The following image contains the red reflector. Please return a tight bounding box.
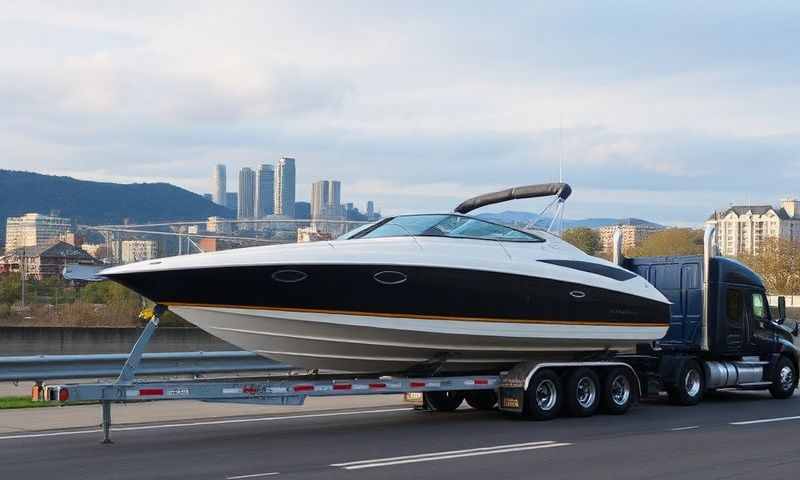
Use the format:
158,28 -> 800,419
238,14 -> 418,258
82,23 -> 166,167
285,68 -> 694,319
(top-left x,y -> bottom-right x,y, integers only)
410,382 -> 426,388
58,388 -> 69,402
369,383 -> 386,389
294,385 -> 314,392
333,384 -> 352,390
243,386 -> 257,395
139,388 -> 164,396
474,379 -> 489,385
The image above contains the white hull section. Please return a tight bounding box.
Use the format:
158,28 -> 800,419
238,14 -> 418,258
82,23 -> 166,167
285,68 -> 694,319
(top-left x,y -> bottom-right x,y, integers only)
172,306 -> 668,373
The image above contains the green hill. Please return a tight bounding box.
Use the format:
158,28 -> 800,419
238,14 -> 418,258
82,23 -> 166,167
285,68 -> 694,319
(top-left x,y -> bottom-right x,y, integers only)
0,170 -> 233,246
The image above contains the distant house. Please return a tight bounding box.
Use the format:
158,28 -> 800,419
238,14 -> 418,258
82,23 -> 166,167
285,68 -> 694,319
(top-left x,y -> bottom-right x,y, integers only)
597,220 -> 664,253
706,199 -> 800,256
0,241 -> 101,280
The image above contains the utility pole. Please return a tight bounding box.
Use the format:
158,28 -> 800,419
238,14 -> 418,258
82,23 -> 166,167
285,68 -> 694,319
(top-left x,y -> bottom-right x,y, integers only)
20,246 -> 25,307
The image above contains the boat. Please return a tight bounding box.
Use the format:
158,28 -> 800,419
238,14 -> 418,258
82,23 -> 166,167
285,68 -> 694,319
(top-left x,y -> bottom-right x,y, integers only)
100,183 -> 670,374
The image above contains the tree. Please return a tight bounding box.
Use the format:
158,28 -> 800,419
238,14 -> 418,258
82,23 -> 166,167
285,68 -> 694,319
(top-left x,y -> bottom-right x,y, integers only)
738,238 -> 800,294
0,274 -> 21,305
562,228 -> 601,255
627,228 -> 704,257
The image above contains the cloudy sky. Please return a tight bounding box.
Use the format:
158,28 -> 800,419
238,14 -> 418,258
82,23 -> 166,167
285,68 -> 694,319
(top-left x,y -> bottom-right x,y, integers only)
2,1 -> 798,225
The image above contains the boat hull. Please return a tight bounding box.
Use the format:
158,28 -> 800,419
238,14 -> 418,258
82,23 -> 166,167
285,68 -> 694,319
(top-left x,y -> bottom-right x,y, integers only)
171,305 -> 668,373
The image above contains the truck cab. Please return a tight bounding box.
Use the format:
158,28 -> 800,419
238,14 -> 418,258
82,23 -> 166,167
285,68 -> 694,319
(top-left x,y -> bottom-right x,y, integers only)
618,226 -> 798,403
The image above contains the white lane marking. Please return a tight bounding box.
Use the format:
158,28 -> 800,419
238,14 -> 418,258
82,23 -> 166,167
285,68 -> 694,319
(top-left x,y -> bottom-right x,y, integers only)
669,426 -> 700,431
226,472 -> 279,479
730,415 -> 800,426
332,441 -> 557,467
0,407 -> 413,441
333,441 -> 572,470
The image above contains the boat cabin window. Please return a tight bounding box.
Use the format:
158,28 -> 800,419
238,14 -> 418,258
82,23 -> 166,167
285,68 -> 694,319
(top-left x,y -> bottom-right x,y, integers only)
352,214 -> 543,242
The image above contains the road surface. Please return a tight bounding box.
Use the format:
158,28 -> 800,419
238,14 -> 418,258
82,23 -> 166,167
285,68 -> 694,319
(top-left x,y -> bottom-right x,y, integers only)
1,390 -> 798,479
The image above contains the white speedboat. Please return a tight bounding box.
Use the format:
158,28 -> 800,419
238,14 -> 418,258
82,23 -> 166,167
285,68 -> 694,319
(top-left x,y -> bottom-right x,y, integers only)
101,183 -> 670,373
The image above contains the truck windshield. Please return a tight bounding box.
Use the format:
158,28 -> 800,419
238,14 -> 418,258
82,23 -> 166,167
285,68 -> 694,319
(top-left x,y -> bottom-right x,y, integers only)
351,214 -> 542,242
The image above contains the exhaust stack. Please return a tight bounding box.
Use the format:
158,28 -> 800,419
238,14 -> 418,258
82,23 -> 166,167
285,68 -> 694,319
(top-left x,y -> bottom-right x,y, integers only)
612,227 -> 624,266
702,225 -> 717,351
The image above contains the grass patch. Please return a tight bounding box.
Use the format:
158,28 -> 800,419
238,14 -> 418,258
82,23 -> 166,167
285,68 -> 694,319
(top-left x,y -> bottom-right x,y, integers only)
0,396 -> 55,409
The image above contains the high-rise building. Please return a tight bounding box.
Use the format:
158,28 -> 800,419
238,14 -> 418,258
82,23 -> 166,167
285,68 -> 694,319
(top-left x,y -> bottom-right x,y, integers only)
121,240 -> 159,264
255,164 -> 275,218
5,213 -> 73,252
275,157 -> 296,218
311,180 -> 330,219
212,164 -> 226,206
225,192 -> 238,211
311,180 -> 342,219
366,201 -> 375,219
294,201 -> 311,220
238,167 -> 256,219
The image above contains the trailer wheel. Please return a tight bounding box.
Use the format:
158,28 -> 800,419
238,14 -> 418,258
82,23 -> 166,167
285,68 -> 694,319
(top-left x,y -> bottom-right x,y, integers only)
769,356 -> 798,399
424,391 -> 465,411
601,367 -> 633,415
524,369 -> 562,420
465,390 -> 498,410
668,359 -> 704,406
564,368 -> 600,417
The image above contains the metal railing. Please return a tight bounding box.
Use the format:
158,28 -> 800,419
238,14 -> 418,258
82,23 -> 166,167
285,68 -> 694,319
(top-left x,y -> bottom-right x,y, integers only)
0,351 -> 291,382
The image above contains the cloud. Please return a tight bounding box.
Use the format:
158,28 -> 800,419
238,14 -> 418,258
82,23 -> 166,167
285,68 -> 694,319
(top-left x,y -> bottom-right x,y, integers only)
1,1 -> 799,225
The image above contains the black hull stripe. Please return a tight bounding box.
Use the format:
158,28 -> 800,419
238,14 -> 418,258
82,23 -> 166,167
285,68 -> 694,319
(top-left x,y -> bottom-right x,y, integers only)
166,302 -> 669,328
108,264 -> 671,327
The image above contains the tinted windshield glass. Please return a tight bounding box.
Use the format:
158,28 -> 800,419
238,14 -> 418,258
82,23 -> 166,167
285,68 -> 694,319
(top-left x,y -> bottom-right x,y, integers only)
354,214 -> 541,242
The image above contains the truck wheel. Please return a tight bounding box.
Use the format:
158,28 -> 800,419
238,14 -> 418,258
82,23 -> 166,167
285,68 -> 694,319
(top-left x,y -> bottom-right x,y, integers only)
601,367 -> 634,415
524,369 -> 562,420
424,391 -> 465,411
769,356 -> 798,399
465,390 -> 498,410
564,368 -> 600,417
668,360 -> 704,406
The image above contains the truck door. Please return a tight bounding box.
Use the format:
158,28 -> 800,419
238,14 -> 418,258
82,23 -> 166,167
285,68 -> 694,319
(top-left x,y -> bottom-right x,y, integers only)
746,292 -> 775,355
724,288 -> 746,354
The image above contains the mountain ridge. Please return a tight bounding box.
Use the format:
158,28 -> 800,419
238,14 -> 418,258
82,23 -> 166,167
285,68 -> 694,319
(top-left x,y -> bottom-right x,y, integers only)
476,210 -> 664,229
0,169 -> 233,247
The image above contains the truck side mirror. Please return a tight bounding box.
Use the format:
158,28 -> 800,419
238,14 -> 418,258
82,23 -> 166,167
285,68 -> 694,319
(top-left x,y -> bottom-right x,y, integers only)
777,296 -> 786,325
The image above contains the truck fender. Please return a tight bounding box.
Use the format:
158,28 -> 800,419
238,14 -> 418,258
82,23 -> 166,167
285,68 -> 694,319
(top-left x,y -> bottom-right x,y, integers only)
658,355 -> 701,389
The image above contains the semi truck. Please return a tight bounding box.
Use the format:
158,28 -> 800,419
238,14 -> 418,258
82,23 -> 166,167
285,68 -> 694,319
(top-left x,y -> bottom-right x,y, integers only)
40,226 -> 799,442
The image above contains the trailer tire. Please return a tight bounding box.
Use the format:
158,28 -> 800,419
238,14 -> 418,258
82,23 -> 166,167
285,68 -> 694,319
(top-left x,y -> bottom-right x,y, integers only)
601,367 -> 634,415
769,356 -> 798,399
524,369 -> 562,421
564,368 -> 600,417
465,390 -> 498,410
668,359 -> 704,406
424,391 -> 465,412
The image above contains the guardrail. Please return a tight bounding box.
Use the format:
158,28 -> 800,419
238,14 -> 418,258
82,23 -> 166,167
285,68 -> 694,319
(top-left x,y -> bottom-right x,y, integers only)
0,351 -> 291,382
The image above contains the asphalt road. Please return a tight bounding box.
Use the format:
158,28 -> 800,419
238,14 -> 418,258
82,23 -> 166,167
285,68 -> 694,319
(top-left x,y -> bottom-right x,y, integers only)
1,390 -> 799,480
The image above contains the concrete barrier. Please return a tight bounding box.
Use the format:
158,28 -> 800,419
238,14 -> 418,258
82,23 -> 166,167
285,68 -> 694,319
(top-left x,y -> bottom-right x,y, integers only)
0,327 -> 236,356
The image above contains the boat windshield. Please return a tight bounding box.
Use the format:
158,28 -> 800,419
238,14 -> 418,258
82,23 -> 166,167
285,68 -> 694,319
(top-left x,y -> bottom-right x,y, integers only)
351,214 -> 543,242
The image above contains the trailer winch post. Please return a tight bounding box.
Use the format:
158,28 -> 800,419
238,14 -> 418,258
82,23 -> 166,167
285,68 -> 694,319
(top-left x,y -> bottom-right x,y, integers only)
102,304 -> 166,444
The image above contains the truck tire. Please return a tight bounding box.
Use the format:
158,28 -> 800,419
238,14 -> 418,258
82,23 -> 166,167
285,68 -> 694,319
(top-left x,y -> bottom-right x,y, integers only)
524,369 -> 562,421
564,368 -> 600,417
668,359 -> 704,406
465,390 -> 498,410
601,367 -> 634,415
769,356 -> 798,399
424,391 -> 465,411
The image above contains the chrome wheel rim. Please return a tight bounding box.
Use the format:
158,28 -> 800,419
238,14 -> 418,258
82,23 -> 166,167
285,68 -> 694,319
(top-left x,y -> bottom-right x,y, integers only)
536,379 -> 558,411
576,377 -> 597,409
611,374 -> 631,406
779,365 -> 794,391
685,369 -> 701,397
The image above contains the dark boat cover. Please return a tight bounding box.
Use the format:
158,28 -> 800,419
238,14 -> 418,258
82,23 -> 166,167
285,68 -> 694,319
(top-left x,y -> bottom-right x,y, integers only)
454,183 -> 572,214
